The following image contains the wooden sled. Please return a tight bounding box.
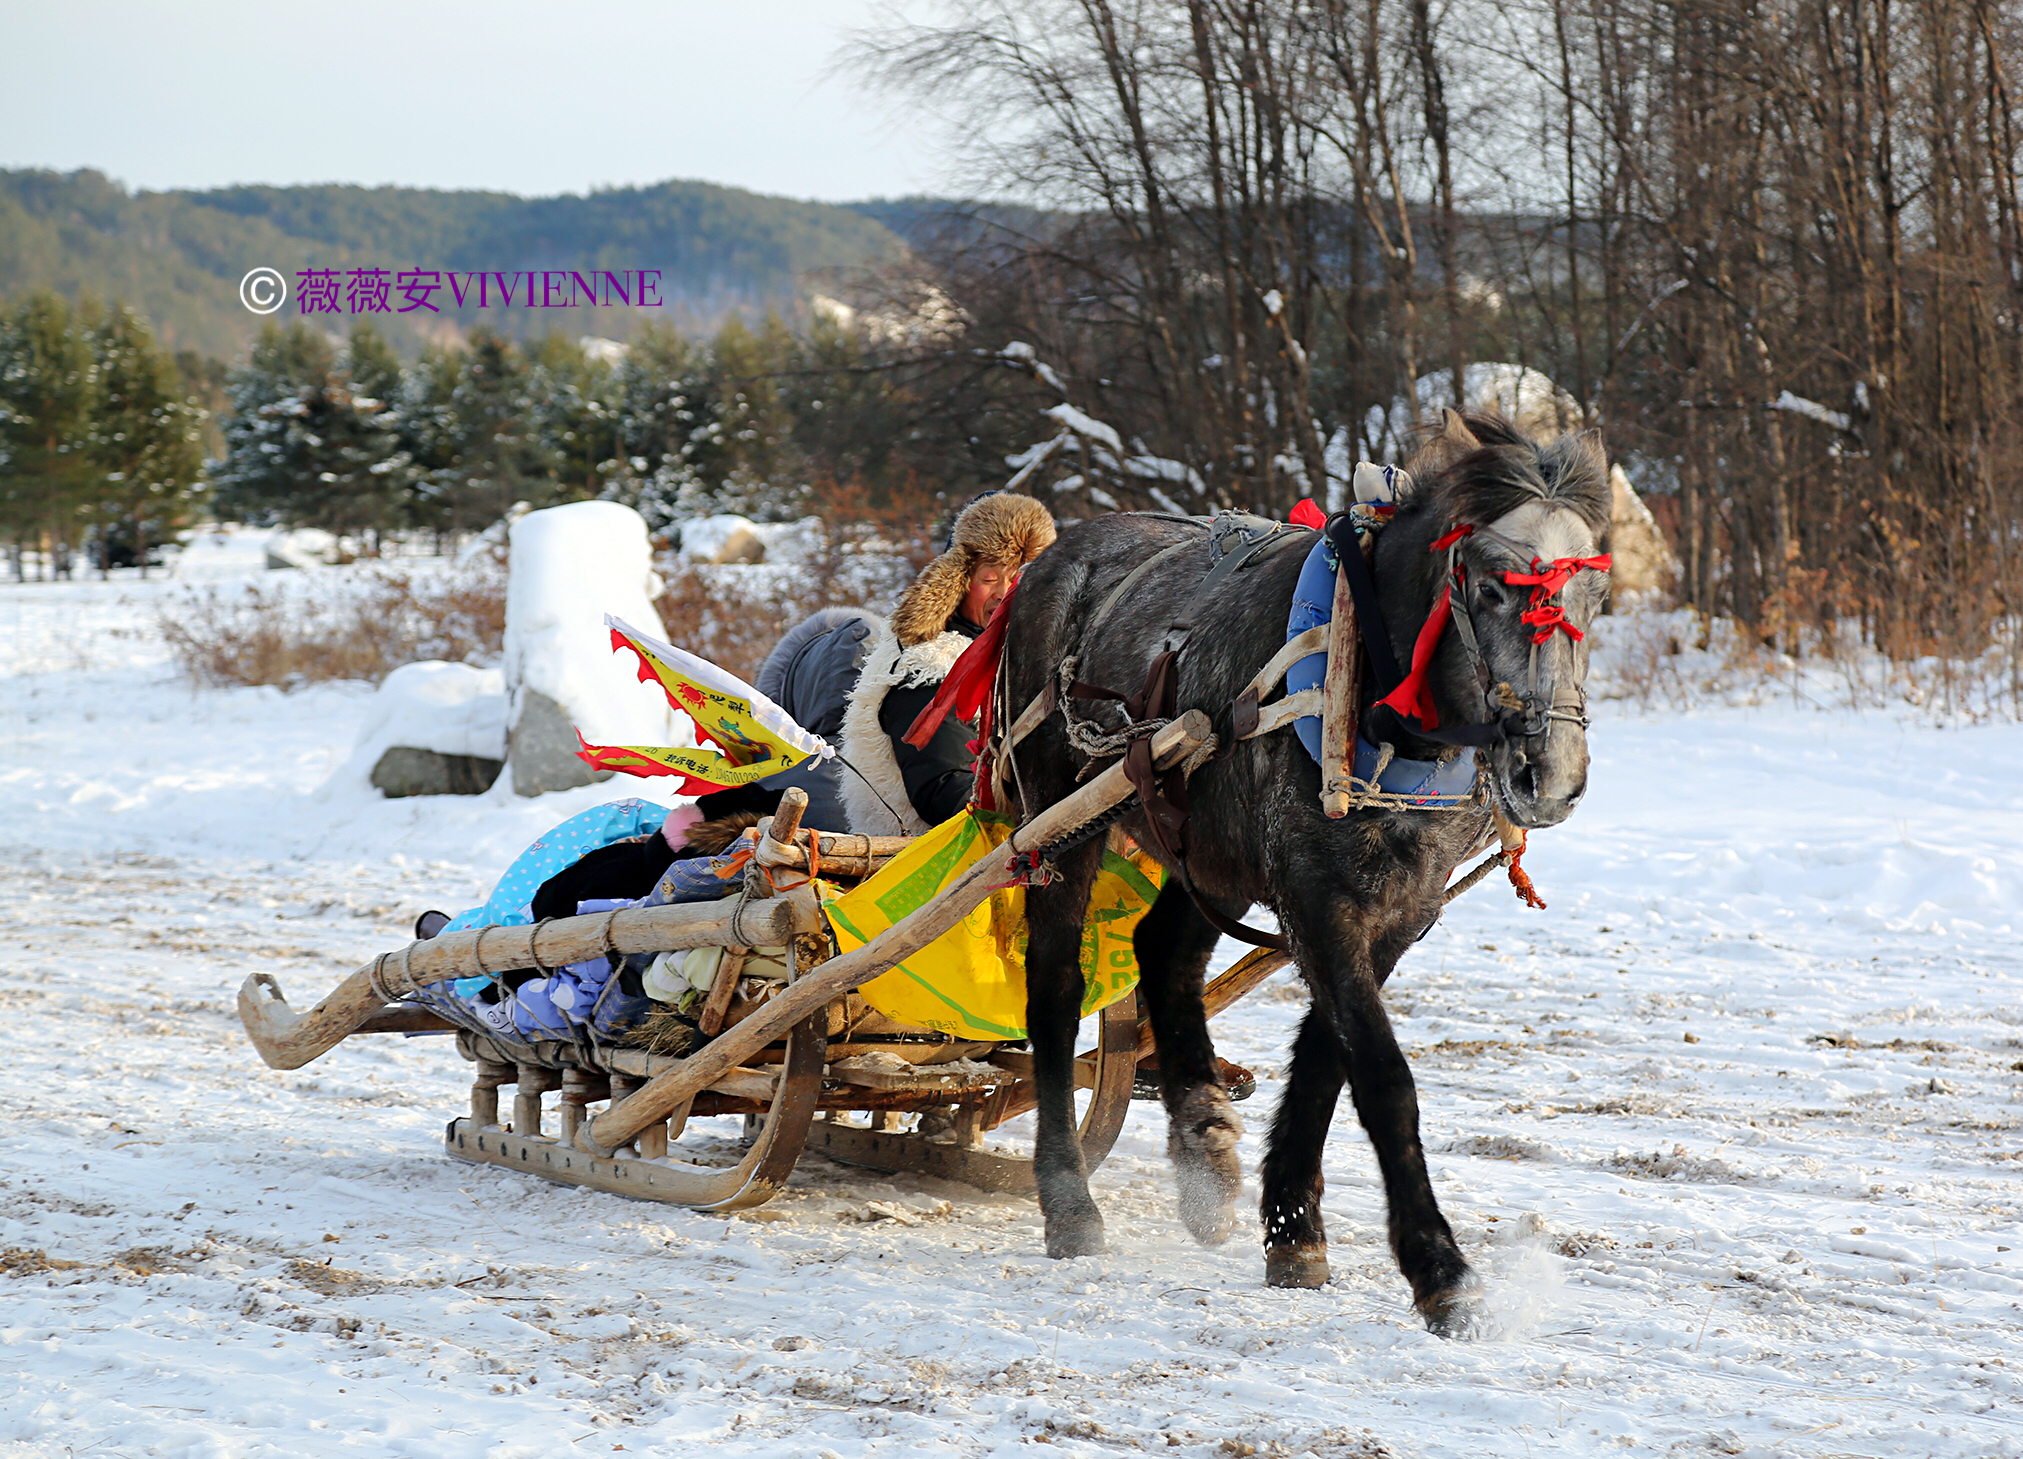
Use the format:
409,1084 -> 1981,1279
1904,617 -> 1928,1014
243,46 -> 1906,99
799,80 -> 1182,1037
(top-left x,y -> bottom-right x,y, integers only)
237,711 -> 1287,1211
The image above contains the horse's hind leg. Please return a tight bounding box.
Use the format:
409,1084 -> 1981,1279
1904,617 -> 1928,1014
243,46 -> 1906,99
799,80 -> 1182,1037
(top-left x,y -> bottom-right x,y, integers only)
1260,1005 -> 1344,1287
1134,884 -> 1244,1245
1024,838 -> 1108,1258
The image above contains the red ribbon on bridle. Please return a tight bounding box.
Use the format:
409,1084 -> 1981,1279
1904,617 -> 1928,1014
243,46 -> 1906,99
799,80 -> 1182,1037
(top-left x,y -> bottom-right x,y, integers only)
1374,524 -> 1611,732
1505,554 -> 1613,644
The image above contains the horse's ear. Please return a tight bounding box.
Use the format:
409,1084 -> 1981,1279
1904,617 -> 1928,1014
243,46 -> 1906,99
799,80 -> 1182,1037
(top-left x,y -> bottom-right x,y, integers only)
1439,409 -> 1482,452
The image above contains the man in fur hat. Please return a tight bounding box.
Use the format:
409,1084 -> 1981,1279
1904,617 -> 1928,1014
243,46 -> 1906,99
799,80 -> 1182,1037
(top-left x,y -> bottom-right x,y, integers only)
752,493 -> 1056,835
829,491 -> 1055,834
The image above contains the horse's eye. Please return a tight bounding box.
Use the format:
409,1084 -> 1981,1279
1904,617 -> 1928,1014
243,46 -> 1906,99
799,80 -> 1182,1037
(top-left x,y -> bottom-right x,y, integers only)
1476,578 -> 1508,608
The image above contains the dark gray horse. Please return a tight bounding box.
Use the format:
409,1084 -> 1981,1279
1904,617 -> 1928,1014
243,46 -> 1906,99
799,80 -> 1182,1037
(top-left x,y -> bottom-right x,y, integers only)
1000,413 -> 1613,1334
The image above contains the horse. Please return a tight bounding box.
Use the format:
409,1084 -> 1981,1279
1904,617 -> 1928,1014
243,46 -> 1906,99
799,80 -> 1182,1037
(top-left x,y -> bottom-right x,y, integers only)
998,411 -> 1613,1334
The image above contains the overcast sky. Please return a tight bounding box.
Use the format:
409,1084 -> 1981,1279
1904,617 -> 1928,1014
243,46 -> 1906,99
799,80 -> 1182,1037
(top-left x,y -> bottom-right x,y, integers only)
1,0 -> 942,202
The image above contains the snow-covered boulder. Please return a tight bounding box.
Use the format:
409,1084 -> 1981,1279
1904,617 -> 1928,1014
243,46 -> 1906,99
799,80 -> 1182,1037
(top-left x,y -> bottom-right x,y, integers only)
505,501 -> 680,796
1607,464 -> 1676,599
753,516 -> 824,566
678,513 -> 766,564
329,661 -> 507,798
264,528 -> 338,570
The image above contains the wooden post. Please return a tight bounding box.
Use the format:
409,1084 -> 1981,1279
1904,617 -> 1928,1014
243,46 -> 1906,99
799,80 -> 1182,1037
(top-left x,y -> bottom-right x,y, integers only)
560,1067 -> 608,1145
1317,544 -> 1363,818
586,710 -> 1214,1151
759,787 -> 808,855
697,948 -> 748,1037
470,1059 -> 513,1127
953,1103 -> 984,1149
513,1065 -> 559,1138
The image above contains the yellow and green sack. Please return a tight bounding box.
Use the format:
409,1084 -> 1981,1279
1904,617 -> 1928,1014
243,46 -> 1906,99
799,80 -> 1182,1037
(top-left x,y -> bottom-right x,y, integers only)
821,810 -> 1165,1041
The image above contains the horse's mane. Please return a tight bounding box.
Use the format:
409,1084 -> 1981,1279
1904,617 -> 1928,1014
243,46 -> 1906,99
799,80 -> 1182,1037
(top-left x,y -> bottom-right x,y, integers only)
1399,411 -> 1611,534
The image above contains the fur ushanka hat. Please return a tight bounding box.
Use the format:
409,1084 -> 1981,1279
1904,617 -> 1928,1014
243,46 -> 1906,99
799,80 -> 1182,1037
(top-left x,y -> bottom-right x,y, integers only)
890,492 -> 1056,647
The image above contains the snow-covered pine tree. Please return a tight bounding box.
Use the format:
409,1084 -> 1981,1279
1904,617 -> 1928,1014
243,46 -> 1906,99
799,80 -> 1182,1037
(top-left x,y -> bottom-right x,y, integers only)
212,320 -> 403,542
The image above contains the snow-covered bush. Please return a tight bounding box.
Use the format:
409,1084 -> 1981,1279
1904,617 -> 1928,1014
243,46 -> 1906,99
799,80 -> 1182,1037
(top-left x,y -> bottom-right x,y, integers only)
156,547 -> 508,689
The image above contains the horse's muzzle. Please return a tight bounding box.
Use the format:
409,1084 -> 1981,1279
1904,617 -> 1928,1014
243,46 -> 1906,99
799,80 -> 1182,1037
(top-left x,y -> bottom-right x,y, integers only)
1491,729 -> 1588,829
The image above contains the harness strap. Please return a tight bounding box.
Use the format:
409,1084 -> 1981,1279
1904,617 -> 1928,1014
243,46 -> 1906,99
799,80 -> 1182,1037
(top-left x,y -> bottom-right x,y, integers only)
1091,538 -> 1199,638
1162,518 -> 1304,655
1329,514 -> 1404,692
1055,518 -> 1302,953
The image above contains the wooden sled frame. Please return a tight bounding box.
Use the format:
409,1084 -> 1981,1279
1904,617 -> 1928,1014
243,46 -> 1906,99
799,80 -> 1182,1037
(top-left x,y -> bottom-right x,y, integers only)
238,710 -> 1289,1209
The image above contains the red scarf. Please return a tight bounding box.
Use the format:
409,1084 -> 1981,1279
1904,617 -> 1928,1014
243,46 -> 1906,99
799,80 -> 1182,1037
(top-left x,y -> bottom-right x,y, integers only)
902,582 -> 1017,751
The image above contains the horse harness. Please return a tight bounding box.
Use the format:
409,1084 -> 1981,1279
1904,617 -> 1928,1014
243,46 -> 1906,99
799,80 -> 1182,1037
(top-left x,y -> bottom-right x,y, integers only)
994,503 -> 1610,944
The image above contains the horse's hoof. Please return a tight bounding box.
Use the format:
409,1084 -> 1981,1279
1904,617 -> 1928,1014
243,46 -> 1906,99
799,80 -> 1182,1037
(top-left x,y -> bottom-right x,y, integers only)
1264,1244 -> 1331,1288
1418,1283 -> 1486,1339
1168,1086 -> 1243,1246
1044,1213 -> 1107,1259
1176,1170 -> 1238,1246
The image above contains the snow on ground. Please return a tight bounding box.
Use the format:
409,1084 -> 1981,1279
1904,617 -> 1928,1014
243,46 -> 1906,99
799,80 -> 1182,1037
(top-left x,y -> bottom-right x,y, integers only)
2,541 -> 2022,1459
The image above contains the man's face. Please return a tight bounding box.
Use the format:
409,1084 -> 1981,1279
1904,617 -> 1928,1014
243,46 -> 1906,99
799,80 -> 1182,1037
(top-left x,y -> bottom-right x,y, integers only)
962,562 -> 1011,624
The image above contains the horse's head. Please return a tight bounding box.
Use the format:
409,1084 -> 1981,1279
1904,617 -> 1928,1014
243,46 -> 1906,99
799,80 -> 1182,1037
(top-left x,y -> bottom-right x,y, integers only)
1391,413 -> 1614,830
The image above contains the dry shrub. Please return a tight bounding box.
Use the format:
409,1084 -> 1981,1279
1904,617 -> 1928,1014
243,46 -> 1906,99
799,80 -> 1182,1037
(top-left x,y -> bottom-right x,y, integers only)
652,565 -> 805,686
653,522 -> 923,683
1591,604 -> 2023,721
159,548 -> 507,689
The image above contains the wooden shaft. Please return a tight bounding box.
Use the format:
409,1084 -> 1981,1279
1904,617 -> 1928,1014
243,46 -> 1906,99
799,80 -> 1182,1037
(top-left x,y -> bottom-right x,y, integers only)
238,892 -> 820,1070
587,710 -> 1214,1150
988,948 -> 1292,1129
1318,550 -> 1362,818
1135,946 -> 1290,1060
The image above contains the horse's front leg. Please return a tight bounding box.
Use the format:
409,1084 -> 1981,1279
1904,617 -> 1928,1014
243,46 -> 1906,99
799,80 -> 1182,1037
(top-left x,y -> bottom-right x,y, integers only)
1024,839 -> 1107,1258
1279,901 -> 1477,1334
1134,883 -> 1244,1245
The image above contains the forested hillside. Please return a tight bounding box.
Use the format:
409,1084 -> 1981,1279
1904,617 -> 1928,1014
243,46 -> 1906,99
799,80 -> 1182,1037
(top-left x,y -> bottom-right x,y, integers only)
0,170 -> 906,359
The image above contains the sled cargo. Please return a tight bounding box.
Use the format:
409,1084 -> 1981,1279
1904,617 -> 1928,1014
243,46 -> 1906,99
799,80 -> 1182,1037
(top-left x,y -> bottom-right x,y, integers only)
238,712 -> 1286,1212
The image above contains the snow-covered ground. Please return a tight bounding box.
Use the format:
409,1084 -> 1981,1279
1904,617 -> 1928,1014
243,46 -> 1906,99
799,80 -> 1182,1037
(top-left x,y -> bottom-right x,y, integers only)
2,536 -> 2021,1459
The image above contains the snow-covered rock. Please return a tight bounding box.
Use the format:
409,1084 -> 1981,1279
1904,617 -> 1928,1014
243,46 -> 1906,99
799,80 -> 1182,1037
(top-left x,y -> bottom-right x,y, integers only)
264,528 -> 338,570
352,660 -> 507,760
504,501 -> 680,796
678,513 -> 766,564
331,661 -> 507,798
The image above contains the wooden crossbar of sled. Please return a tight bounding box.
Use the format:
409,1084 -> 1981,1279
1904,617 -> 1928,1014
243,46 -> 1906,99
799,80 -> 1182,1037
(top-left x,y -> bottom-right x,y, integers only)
236,710 -> 1289,1211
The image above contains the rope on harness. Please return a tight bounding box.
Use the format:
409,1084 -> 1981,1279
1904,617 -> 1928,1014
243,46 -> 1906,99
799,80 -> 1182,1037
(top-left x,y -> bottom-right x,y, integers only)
1057,655 -> 1173,760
